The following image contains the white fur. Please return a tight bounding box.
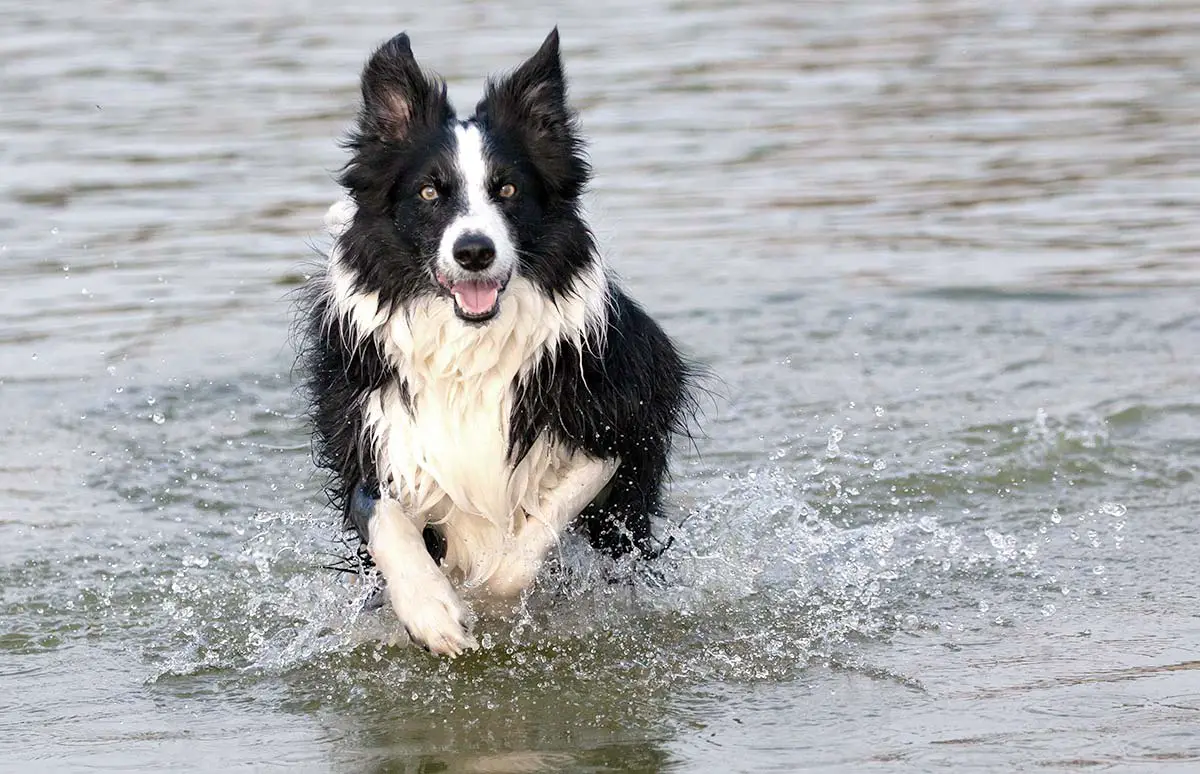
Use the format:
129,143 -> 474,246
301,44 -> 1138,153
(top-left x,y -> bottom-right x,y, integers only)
486,455 -> 620,597
369,499 -> 477,656
437,124 -> 517,285
322,196 -> 615,649
363,271 -> 609,588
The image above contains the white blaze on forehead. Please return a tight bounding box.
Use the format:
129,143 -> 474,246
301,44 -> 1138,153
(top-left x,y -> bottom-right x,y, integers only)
454,124 -> 492,214
438,124 -> 516,282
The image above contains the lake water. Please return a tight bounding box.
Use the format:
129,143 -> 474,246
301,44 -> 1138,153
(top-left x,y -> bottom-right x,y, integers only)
2,0 -> 1199,771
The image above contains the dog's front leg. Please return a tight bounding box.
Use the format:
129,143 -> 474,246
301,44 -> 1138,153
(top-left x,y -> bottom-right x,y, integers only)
369,498 -> 478,656
485,455 -> 620,598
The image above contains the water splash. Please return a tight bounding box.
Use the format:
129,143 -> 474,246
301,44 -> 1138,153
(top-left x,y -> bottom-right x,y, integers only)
137,455 -> 1070,692
61,381 -> 1137,703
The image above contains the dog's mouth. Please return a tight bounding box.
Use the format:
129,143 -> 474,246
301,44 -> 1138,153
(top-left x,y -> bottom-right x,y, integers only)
436,273 -> 508,322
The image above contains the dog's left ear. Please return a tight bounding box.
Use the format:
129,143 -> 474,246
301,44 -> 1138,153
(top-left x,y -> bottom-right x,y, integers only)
478,28 -> 588,197
500,28 -> 568,133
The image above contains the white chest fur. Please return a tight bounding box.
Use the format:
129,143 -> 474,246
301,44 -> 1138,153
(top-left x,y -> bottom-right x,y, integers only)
361,277 -> 586,584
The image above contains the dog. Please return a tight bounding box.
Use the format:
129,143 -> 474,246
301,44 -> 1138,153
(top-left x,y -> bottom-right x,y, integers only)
300,29 -> 695,656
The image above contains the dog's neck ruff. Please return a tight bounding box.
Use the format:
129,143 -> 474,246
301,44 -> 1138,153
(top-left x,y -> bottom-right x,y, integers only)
321,199 -> 610,584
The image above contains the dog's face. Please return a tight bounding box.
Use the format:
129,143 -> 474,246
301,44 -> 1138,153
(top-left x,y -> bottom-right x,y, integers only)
339,30 -> 593,324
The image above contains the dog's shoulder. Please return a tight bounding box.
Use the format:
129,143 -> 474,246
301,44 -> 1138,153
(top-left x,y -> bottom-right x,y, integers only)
507,282 -> 695,462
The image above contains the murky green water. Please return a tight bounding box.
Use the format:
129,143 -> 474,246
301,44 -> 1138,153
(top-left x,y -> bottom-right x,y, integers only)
3,0 -> 1199,770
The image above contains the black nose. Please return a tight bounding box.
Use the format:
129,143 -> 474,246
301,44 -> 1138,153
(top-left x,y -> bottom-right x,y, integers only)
452,233 -> 496,271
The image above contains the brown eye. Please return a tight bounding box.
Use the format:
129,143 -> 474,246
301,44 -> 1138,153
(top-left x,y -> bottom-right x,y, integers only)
419,185 -> 439,201
498,183 -> 517,199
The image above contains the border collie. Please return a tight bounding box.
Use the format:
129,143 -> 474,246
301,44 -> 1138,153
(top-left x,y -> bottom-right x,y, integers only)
300,29 -> 695,656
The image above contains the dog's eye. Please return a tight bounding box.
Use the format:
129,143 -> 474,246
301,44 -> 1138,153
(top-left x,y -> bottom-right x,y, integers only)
419,185 -> 439,201
498,183 -> 517,199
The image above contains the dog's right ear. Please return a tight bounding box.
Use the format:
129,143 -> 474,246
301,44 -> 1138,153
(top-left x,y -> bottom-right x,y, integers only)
359,33 -> 448,139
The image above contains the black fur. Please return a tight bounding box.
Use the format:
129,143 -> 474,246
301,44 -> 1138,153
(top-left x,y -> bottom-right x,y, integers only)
299,29 -> 697,570
509,293 -> 695,557
299,293 -> 387,570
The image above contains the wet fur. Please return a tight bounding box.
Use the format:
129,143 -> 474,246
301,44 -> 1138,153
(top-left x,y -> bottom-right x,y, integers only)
298,30 -> 696,652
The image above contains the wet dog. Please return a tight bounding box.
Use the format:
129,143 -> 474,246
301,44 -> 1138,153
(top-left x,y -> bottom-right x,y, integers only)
300,30 -> 695,655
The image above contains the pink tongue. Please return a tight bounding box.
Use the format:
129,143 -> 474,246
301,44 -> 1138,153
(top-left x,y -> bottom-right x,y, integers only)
451,280 -> 500,315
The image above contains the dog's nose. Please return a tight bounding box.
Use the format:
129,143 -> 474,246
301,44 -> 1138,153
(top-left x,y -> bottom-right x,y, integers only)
452,233 -> 496,271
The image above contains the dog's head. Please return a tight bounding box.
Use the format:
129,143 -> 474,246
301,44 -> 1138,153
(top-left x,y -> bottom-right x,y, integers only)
338,29 -> 593,324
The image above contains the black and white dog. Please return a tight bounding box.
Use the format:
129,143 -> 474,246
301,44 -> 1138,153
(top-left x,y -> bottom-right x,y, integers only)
301,30 -> 695,655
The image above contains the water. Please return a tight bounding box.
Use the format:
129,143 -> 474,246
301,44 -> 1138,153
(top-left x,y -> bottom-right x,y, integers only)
2,0 -> 1199,770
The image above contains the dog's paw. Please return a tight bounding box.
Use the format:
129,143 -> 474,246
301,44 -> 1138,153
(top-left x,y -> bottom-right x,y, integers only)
388,579 -> 478,657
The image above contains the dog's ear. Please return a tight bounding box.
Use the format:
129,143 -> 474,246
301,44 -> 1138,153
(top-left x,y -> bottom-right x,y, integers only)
359,33 -> 448,139
477,28 -> 589,198
490,28 -> 568,136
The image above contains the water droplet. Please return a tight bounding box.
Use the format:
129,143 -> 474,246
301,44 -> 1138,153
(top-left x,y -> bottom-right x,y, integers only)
985,529 -> 1018,560
872,459 -> 887,471
874,405 -> 885,417
151,412 -> 165,424
146,396 -> 156,406
977,600 -> 990,613
1050,510 -> 1062,524
51,227 -> 59,235
1092,565 -> 1105,575
1099,502 -> 1126,518
1041,603 -> 1056,617
31,353 -> 38,361
825,426 -> 844,457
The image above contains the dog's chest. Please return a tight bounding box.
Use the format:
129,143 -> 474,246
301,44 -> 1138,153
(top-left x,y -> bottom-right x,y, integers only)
361,279 -> 573,526
366,370 -> 522,520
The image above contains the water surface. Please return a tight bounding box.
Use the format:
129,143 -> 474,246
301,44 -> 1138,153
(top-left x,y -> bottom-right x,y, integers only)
2,0 -> 1199,771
